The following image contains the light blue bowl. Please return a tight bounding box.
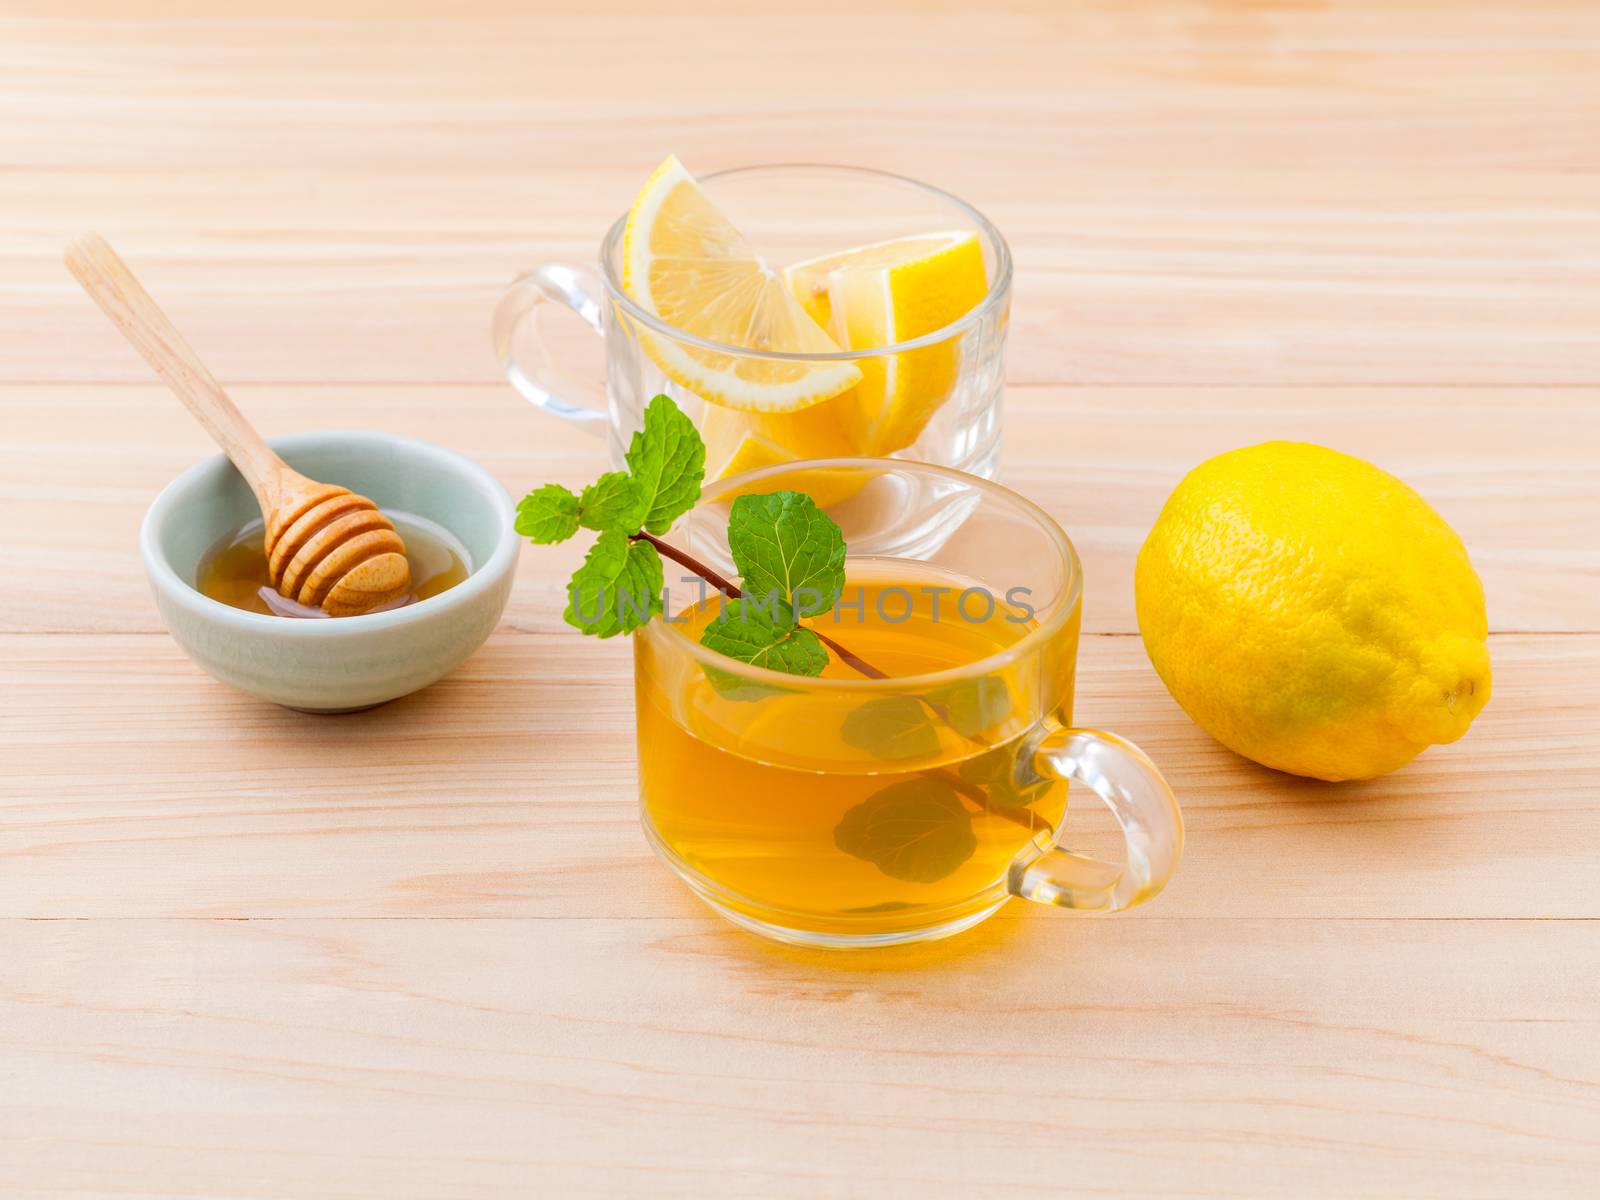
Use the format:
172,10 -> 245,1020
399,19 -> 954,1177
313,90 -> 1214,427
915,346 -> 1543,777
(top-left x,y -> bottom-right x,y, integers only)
141,431 -> 520,712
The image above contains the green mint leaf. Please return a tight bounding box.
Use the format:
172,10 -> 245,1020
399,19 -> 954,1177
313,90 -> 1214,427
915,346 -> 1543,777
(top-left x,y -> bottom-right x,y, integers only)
928,676 -> 1013,739
515,483 -> 581,544
578,471 -> 647,534
563,531 -> 663,638
958,743 -> 1056,810
840,696 -> 942,762
727,490 -> 845,618
625,394 -> 706,535
700,597 -> 828,676
834,779 -> 977,883
839,679 -> 1008,762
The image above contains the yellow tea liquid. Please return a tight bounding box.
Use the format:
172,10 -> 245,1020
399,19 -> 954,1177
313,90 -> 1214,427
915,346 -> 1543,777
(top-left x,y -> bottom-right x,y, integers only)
636,564 -> 1079,938
195,512 -> 469,618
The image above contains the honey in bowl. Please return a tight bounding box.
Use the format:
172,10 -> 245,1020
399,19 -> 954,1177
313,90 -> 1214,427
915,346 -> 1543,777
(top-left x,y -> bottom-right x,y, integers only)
196,512 -> 470,618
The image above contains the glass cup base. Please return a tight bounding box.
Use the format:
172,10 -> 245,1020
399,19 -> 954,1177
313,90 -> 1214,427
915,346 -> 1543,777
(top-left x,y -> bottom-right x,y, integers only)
642,817 -> 1010,949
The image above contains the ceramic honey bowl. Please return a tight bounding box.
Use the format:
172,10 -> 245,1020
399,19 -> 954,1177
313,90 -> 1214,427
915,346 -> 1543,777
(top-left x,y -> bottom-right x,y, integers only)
141,431 -> 520,712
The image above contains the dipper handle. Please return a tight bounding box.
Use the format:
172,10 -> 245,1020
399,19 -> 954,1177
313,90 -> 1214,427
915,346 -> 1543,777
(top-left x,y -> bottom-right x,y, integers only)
64,233 -> 291,509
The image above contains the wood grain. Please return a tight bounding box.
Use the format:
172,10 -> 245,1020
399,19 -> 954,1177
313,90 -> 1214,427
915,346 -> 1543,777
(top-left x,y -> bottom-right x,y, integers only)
3,917 -> 1598,1199
3,2 -> 1599,1196
2,3 -> 1599,388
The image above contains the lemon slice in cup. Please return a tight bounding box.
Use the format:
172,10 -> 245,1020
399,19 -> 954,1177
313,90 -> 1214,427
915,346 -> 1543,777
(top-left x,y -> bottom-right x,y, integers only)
621,156 -> 862,413
699,402 -> 867,509
783,231 -> 988,455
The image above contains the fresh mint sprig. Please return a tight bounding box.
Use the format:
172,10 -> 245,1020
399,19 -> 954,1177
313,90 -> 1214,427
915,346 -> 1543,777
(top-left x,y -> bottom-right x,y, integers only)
513,392 -> 843,668
727,491 -> 846,619
563,529 -> 662,637
709,489 -> 847,667
514,483 -> 581,545
577,471 -> 647,534
515,394 -> 704,640
625,394 -> 706,535
701,598 -> 828,675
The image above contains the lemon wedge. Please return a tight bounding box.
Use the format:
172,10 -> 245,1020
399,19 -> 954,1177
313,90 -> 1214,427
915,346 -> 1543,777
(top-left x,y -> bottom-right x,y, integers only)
621,156 -> 862,413
700,402 -> 867,509
782,231 -> 988,455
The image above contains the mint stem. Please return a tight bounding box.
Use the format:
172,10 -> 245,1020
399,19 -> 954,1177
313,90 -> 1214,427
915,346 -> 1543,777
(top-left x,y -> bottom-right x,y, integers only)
632,530 -> 887,680
630,529 -> 1038,834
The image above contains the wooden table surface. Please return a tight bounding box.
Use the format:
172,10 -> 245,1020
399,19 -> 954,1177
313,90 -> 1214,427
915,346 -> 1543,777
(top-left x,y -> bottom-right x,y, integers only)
4,3 -> 1598,1196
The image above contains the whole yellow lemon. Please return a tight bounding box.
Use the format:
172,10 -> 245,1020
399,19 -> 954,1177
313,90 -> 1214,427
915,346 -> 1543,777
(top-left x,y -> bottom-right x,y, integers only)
1135,442 -> 1491,781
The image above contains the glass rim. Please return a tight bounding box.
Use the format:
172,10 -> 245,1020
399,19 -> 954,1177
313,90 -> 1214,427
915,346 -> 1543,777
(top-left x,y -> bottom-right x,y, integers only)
647,458 -> 1083,691
597,163 -> 1014,362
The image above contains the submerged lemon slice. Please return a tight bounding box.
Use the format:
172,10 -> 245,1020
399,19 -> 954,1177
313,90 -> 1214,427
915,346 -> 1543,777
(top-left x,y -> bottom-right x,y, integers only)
621,156 -> 862,413
783,231 -> 989,455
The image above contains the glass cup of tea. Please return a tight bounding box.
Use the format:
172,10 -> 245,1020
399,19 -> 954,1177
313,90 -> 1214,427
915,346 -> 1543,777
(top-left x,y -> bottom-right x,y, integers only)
633,460 -> 1183,948
494,164 -> 1012,484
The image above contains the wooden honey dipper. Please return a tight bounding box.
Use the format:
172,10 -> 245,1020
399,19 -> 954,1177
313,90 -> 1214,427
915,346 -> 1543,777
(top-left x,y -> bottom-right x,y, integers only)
66,234 -> 411,617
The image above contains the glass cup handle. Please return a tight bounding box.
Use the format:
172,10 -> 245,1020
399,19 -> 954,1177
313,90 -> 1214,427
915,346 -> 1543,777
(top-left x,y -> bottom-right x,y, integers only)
492,262 -> 610,433
1008,725 -> 1184,913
